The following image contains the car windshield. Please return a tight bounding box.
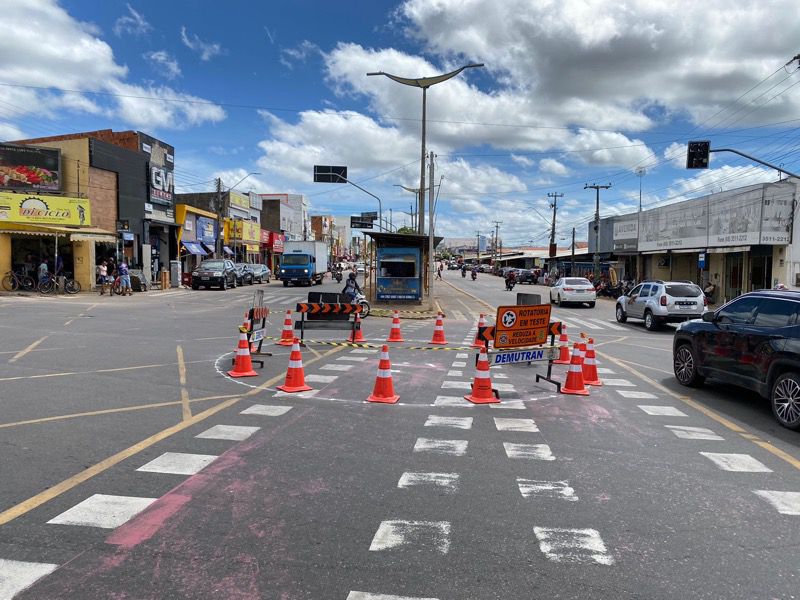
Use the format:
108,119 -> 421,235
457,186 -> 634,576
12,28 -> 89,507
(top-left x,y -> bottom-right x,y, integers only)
665,284 -> 702,297
565,278 -> 591,286
200,261 -> 224,270
282,255 -> 308,265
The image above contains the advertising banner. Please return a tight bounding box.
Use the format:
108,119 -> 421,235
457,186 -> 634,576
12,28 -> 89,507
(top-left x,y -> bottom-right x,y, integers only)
196,217 -> 217,244
639,199 -> 707,252
270,231 -> 284,252
0,143 -> 61,191
612,215 -> 638,252
231,219 -> 260,243
708,187 -> 762,247
229,191 -> 250,210
376,277 -> 421,301
760,184 -> 793,244
139,133 -> 174,204
0,192 -> 90,226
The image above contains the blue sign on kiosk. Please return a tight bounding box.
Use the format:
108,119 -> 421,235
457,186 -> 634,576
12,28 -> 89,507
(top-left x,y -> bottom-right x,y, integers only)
376,246 -> 421,301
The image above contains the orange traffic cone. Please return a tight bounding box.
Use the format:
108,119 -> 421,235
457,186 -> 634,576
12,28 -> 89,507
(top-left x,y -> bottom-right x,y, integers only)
430,312 -> 448,345
276,338 -> 313,392
348,312 -> 366,342
367,345 -> 399,403
471,314 -> 488,348
582,338 -> 602,386
386,310 -> 404,342
561,344 -> 590,396
554,323 -> 570,364
228,325 -> 258,378
277,310 -> 294,346
464,347 -> 500,404
577,338 -> 587,365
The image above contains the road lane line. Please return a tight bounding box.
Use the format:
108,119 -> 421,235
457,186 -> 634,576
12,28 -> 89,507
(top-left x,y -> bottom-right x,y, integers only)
0,359 -> 213,382
597,349 -> 800,471
615,358 -> 672,375
176,345 -> 192,420
8,335 -> 48,363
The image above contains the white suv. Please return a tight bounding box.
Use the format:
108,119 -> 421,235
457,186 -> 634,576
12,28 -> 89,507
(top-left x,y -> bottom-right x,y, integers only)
616,280 -> 707,330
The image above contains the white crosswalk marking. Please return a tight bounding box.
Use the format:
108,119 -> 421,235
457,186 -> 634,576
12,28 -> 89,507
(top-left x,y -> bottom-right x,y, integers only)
441,381 -> 472,390
490,400 -> 526,410
589,319 -> 625,330
47,494 -> 156,528
604,379 -> 635,387
241,404 -> 293,416
449,310 -> 467,321
347,593 -> 439,600
701,452 -> 772,472
518,479 -> 579,501
533,527 -> 614,564
638,405 -> 687,417
562,317 -> 599,331
304,374 -> 338,383
397,472 -> 460,492
136,452 -> 217,475
451,361 -> 467,367
494,417 -> 538,432
753,490 -> 800,515
447,370 -> 463,377
337,356 -> 369,362
596,367 -> 616,374
665,425 -> 724,440
433,395 -> 474,408
196,424 -> 260,440
617,390 -> 657,399
414,438 -> 468,455
320,363 -> 353,371
424,415 -> 473,429
455,353 -> 469,359
504,443 -> 555,460
369,520 -> 450,553
0,559 -> 59,599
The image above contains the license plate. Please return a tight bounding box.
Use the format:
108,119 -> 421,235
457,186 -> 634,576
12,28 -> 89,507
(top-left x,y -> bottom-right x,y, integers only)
679,305 -> 695,309
291,278 -> 298,281
201,276 -> 209,280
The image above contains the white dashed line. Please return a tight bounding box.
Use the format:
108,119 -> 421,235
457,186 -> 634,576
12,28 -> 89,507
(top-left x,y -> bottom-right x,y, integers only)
752,490 -> 800,515
397,472 -> 460,492
47,494 -> 156,529
603,379 -> 635,387
195,424 -> 260,441
433,395 -> 474,408
304,374 -> 338,383
504,443 -> 555,460
0,559 -> 59,599
320,363 -> 354,371
241,404 -> 293,416
347,592 -> 439,600
369,520 -> 450,553
414,438 -> 468,456
441,381 -> 472,390
700,452 -> 773,472
424,415 -> 473,429
637,405 -> 688,417
533,527 -> 614,564
136,452 -> 217,475
664,425 -> 724,440
451,361 -> 467,368
494,417 -> 538,432
447,370 -> 463,377
517,479 -> 579,501
616,390 -> 658,399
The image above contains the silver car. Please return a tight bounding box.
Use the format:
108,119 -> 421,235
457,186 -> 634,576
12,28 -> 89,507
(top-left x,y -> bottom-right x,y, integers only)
616,280 -> 707,330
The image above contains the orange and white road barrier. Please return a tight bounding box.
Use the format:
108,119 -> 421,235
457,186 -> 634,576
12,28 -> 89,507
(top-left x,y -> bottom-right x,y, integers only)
471,314 -> 488,348
582,337 -> 602,386
348,312 -> 366,343
276,338 -> 312,393
554,323 -> 571,364
386,310 -> 404,342
429,312 -> 448,345
464,347 -> 500,404
367,345 -> 399,404
561,344 -> 590,396
228,325 -> 259,378
277,310 -> 294,346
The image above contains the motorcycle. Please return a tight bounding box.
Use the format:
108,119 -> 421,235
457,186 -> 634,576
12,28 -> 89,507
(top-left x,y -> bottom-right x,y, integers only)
354,290 -> 370,318
505,277 -> 516,291
334,270 -> 343,283
471,271 -> 477,281
461,269 -> 467,278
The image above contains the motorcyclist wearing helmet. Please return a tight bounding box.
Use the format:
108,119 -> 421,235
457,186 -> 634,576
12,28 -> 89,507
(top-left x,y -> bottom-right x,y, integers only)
342,271 -> 361,302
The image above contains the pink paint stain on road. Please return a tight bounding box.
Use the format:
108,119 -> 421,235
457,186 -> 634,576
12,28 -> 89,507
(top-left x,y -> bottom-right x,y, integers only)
106,494 -> 192,549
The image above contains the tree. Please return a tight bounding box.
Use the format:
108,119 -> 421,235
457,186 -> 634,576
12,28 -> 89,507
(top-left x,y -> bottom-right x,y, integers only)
396,226 -> 415,234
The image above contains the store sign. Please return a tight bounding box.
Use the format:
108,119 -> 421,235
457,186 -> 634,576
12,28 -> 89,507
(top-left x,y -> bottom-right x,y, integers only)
0,192 -> 91,226
639,199 -> 708,252
184,219 -> 193,231
139,133 -> 174,204
376,277 -> 420,301
0,143 -> 61,192
231,219 -> 260,243
196,217 -> 217,244
229,191 -> 250,209
270,231 -> 284,252
760,185 -> 793,244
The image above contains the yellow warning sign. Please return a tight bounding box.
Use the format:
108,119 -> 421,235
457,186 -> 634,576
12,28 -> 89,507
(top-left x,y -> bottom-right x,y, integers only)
494,304 -> 552,349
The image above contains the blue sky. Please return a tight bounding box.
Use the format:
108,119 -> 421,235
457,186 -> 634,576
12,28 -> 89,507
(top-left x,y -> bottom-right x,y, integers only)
3,1 -> 800,245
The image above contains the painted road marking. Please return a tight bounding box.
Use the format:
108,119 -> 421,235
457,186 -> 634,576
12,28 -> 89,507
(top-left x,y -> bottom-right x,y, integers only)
273,389 -> 318,398
397,472 -> 460,492
504,443 -> 555,460
136,452 -> 217,475
450,310 -> 467,321
47,494 -> 156,529
563,317 -> 603,331
195,424 -> 260,441
490,400 -> 526,410
596,367 -> 616,374
492,383 -> 517,392
617,390 -> 658,399
603,378 -> 635,387
518,479 -> 579,501
455,353 -> 468,359
433,395 -> 474,408
494,417 -> 538,432
753,490 -> 800,515
414,438 -> 468,456
320,363 -> 354,371
8,335 -> 48,363
337,356 -> 369,362
700,452 -> 773,472
241,404 -> 293,416
446,369 -> 463,377
351,348 -> 379,354
347,593 -> 439,600
638,405 -> 688,417
665,425 -> 724,441
424,415 -> 473,429
533,527 -> 614,565
492,372 -> 509,379
441,381 -> 471,390
369,520 -> 450,554
0,559 -> 59,599
591,319 -> 626,331
452,361 -> 467,367
305,374 -> 338,383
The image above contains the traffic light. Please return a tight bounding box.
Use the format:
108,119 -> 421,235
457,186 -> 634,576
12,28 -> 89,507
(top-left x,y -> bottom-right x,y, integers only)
686,140 -> 711,169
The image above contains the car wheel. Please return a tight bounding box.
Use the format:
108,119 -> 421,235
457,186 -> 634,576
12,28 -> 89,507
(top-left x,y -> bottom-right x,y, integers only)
588,301 -> 596,308
554,294 -> 561,306
192,284 -> 199,290
771,373 -> 800,430
615,305 -> 627,323
221,279 -> 227,291
674,343 -> 704,387
644,310 -> 658,331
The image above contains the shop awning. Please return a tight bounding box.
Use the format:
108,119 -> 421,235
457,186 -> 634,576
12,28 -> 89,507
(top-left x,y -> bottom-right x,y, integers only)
200,242 -> 216,254
68,227 -> 117,242
183,242 -> 208,256
223,246 -> 234,254
0,224 -> 116,241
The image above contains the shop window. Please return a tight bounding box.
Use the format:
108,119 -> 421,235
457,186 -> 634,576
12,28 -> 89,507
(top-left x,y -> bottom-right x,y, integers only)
379,255 -> 417,278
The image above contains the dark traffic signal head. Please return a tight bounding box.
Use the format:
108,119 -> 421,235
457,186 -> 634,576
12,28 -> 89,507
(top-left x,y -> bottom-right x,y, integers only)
686,140 -> 711,169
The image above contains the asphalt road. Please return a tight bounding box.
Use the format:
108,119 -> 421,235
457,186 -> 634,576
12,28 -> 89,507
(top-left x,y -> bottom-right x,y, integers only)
0,273 -> 798,599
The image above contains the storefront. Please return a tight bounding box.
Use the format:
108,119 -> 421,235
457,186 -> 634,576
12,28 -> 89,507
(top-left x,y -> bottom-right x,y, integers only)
366,232 -> 440,304
176,204 -> 217,275
225,219 -> 260,263
262,230 -> 284,271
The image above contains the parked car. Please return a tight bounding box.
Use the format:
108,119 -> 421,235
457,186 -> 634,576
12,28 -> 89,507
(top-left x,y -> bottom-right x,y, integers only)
616,280 -> 706,330
250,263 -> 271,283
192,259 -> 237,290
673,290 -> 800,430
549,277 -> 596,307
356,262 -> 366,274
516,269 -> 536,284
480,264 -> 493,273
234,263 -> 254,286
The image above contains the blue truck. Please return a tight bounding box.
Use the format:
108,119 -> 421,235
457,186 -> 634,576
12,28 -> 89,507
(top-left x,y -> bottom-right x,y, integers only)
279,241 -> 329,287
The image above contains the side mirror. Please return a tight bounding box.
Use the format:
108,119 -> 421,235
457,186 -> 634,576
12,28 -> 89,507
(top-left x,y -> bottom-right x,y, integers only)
702,312 -> 715,322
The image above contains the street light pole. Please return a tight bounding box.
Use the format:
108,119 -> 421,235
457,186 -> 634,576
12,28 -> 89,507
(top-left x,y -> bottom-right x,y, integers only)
368,63 -> 484,235
585,183 -> 611,282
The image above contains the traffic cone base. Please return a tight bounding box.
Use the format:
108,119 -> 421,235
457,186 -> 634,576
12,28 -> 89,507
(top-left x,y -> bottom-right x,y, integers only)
430,313 -> 448,345
561,345 -> 589,396
229,327 -> 258,378
277,339 -> 312,392
464,347 -> 500,404
368,345 -> 399,403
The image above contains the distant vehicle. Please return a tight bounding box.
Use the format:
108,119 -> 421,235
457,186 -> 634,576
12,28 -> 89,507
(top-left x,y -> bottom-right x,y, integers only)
192,259 -> 237,290
550,277 -> 596,307
234,263 -> 254,286
479,264 -> 493,273
356,263 -> 366,274
279,241 -> 328,286
250,264 -> 271,283
673,290 -> 800,430
616,280 -> 706,330
516,269 -> 536,284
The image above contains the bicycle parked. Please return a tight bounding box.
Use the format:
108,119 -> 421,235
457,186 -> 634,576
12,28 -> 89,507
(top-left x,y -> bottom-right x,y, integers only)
38,272 -> 81,295
1,270 -> 36,292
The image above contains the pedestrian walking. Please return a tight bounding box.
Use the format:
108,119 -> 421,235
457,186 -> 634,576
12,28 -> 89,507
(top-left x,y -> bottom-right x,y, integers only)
118,260 -> 132,295
436,262 -> 443,280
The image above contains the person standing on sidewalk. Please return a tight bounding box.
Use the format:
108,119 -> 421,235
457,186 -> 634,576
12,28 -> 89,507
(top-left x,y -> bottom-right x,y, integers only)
97,261 -> 110,295
436,262 -> 443,280
118,260 -> 132,295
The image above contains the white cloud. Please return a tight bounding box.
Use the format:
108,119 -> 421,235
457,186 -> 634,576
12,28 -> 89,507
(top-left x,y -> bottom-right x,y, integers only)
113,3 -> 151,37
108,81 -> 226,130
511,154 -> 534,167
281,40 -> 322,70
144,50 -> 181,80
539,158 -> 569,176
664,141 -> 689,169
212,168 -> 272,194
0,121 -> 25,141
180,26 -> 223,61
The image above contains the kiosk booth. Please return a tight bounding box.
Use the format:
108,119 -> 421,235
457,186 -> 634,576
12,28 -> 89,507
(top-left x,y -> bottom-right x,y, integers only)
365,232 -> 442,306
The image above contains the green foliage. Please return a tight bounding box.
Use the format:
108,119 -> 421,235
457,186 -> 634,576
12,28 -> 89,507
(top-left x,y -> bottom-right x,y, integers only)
396,226 -> 416,234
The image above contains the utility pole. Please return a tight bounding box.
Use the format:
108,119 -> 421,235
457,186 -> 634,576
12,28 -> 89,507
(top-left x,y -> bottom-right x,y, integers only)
571,227 -> 576,276
584,183 -> 612,282
635,168 -> 645,212
492,220 -> 502,268
547,192 -> 563,258
428,150 -> 435,303
475,230 -> 481,265
215,177 -> 223,256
